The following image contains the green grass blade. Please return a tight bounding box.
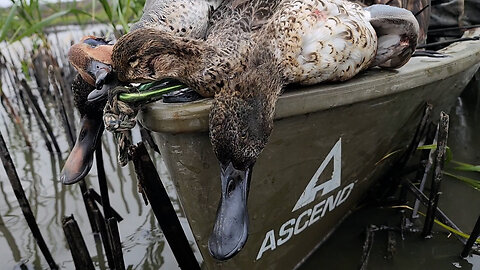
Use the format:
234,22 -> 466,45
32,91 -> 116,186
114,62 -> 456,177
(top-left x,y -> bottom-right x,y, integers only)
417,144 -> 437,150
375,148 -> 404,165
444,171 -> 480,190
98,0 -> 113,22
417,144 -> 452,162
13,9 -> 71,41
117,4 -> 129,33
0,4 -> 18,42
450,160 -> 480,173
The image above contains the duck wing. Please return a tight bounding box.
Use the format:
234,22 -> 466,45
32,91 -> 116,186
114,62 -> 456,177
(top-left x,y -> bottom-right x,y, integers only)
207,0 -> 282,35
131,0 -> 221,39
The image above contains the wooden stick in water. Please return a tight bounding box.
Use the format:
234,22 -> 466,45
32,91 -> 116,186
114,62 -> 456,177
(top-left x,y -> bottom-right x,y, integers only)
62,215 -> 95,270
0,131 -> 58,269
95,143 -> 121,269
79,182 -> 100,235
88,188 -> 124,221
422,112 -> 449,237
107,217 -> 125,270
130,142 -> 200,270
461,215 -> 480,257
92,205 -> 115,269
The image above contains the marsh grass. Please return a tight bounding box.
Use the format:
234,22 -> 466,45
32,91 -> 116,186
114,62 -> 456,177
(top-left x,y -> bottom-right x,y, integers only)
1,0 -> 145,44
418,144 -> 480,190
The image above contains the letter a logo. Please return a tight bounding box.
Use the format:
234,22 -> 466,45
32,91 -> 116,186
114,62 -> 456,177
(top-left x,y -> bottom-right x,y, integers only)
292,138 -> 341,212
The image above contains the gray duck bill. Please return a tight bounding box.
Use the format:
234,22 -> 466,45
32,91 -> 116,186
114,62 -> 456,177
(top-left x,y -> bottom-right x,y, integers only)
87,75 -> 120,103
86,60 -> 113,90
208,162 -> 252,260
60,115 -> 104,185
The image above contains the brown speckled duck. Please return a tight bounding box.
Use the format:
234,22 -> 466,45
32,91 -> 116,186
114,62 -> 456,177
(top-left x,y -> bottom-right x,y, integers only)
111,0 -> 418,260
131,0 -> 223,37
61,0 -> 224,185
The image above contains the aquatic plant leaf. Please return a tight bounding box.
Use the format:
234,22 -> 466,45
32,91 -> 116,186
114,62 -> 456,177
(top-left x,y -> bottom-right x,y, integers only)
20,60 -> 30,81
0,4 -> 18,42
69,8 -> 109,25
375,148 -> 404,165
417,144 -> 437,150
416,144 -> 452,162
98,0 -> 113,23
444,171 -> 480,190
451,160 -> 480,173
117,3 -> 129,33
13,9 -> 71,42
392,205 -> 480,243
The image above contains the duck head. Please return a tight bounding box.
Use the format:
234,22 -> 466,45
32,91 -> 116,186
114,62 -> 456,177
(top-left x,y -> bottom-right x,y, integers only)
207,50 -> 284,260
68,36 -> 114,89
112,28 -> 217,97
61,36 -> 117,185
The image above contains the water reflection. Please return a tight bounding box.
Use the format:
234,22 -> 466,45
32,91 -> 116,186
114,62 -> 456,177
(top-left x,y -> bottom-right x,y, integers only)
0,25 -> 187,269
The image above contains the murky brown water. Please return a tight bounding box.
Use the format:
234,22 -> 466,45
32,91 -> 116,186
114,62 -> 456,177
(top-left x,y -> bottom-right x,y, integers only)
0,27 -> 479,269
301,79 -> 480,270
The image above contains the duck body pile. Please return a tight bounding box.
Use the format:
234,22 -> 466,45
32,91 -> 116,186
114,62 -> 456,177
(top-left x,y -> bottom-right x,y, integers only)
64,0 -> 419,261
61,0 -> 222,184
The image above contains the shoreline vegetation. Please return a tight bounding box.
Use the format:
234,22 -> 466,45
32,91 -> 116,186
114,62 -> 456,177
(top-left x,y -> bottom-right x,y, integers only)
0,0 -> 145,43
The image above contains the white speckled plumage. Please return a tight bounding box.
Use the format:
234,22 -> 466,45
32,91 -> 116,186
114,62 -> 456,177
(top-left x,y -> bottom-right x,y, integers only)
203,0 -> 380,85
262,0 -> 378,84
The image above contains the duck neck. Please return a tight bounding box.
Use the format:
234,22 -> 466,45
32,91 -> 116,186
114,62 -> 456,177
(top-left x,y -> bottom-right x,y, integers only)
149,36 -> 229,97
72,74 -> 100,117
209,53 -> 285,169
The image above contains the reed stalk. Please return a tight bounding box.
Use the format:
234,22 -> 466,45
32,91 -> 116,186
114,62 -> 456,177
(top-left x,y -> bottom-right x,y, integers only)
130,142 -> 200,270
62,215 -> 95,270
0,131 -> 58,269
0,84 -> 32,147
92,205 -> 115,269
422,112 -> 449,237
106,217 -> 125,270
20,79 -> 62,155
462,215 -> 480,257
48,65 -> 75,148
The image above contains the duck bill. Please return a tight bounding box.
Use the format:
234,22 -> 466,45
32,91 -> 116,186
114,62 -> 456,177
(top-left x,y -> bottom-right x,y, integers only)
208,162 -> 252,260
87,59 -> 113,90
87,71 -> 120,103
60,115 -> 104,185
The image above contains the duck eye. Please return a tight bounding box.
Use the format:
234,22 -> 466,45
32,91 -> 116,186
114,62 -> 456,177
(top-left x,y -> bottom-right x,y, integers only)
241,130 -> 248,139
83,37 -> 109,47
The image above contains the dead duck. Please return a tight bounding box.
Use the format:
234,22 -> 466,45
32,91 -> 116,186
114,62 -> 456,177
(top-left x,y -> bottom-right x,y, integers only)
111,0 -> 418,260
61,0 -> 224,185
60,36 -> 115,185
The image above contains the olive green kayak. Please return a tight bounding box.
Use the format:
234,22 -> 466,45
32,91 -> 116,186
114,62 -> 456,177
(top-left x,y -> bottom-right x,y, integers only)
138,28 -> 480,269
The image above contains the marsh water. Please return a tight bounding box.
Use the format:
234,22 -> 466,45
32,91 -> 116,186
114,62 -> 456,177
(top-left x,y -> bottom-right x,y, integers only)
0,26 -> 479,269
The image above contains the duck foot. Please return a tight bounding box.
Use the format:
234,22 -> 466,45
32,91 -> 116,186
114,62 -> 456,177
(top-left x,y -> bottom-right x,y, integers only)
162,88 -> 203,103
